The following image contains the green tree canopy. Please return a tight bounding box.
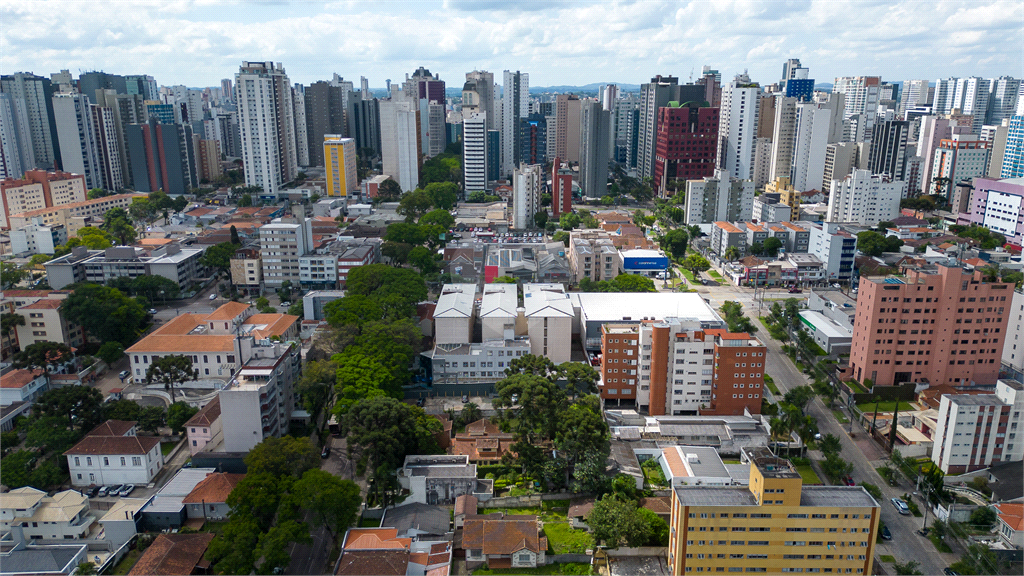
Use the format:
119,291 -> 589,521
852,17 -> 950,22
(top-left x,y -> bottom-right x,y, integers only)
244,436 -> 320,478
763,237 -> 783,256
96,342 -> 125,365
856,231 -> 904,257
408,246 -> 439,275
397,189 -> 434,221
586,495 -> 651,547
341,396 -> 441,473
62,283 -> 148,346
201,242 -> 239,272
419,208 -> 455,229
423,182 -> 459,210
383,222 -> 428,246
166,402 -> 199,434
33,386 -> 104,431
661,229 -> 688,259
290,469 -> 361,538
683,253 -> 711,276
145,355 -> 196,403
12,341 -> 75,384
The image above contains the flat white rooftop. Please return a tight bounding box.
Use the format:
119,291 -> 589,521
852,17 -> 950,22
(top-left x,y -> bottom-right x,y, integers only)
571,292 -> 723,324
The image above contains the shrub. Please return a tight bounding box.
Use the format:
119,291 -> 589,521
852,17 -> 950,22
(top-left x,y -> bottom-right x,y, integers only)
860,483 -> 882,499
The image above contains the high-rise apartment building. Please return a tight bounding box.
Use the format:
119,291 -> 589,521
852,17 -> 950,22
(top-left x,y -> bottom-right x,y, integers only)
932,78 -> 959,115
898,79 -> 930,118
512,164 -> 542,230
579,100 -> 610,197
1001,115 -> 1024,178
291,84 -> 309,167
501,70 -> 529,177
125,117 -> 198,195
219,79 -> 232,104
867,120 -> 910,181
669,446 -> 880,576
918,116 -> 971,194
404,67 -> 445,104
958,176 -> 1024,245
236,62 -> 298,195
987,77 -> 1021,125
717,73 -> 760,181
684,169 -> 754,225
1001,289 -> 1024,381
90,104 -> 124,191
848,263 -> 1013,387
823,142 -> 857,189
827,170 -> 904,227
752,137 -> 773,189
931,134 -> 991,198
551,157 -> 572,218
304,80 -> 346,167
653,102 -> 718,196
519,113 -> 547,166
639,76 -> 705,179
833,76 -> 881,140
379,98 -> 420,192
769,96 -> 798,183
197,139 -> 222,182
463,71 -> 495,132
931,380 -> 1023,474
463,113 -> 488,193
323,135 -> 356,197
951,77 -> 992,133
554,94 -> 581,164
260,211 -> 314,288
0,169 -> 86,230
0,72 -> 61,170
0,93 -> 32,180
613,93 -> 640,166
94,90 -> 146,189
790,102 -> 832,192
707,329 -> 768,416
347,91 -> 381,157
51,94 -> 104,190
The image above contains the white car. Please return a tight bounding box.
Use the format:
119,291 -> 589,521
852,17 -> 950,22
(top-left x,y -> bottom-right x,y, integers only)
209,293 -> 217,300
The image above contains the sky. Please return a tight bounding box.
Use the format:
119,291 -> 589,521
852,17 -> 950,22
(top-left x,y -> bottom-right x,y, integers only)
2,0 -> 1023,90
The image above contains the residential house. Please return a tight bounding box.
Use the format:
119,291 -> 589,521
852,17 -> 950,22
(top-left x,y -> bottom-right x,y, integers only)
462,513 -> 547,570
98,498 -> 148,549
397,455 -> 493,505
379,503 -> 452,540
568,498 -> 595,531
450,419 -> 515,463
64,420 -> 164,487
139,468 -> 218,531
0,369 -> 48,408
335,527 -> 452,576
127,533 -> 215,576
184,397 -> 222,455
182,473 -> 245,521
995,502 -> 1023,549
454,495 -> 477,529
0,487 -> 96,541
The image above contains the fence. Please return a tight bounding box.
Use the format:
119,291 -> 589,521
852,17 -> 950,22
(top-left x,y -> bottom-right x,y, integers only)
547,553 -> 592,564
605,547 -> 667,557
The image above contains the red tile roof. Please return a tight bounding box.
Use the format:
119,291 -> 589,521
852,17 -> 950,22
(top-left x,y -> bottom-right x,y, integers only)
128,533 -> 215,575
0,369 -> 42,389
996,502 -> 1024,531
87,420 -> 136,437
335,550 -> 409,576
182,473 -> 245,504
185,397 -> 221,428
19,299 -> 63,310
462,515 -> 544,555
64,434 -> 160,456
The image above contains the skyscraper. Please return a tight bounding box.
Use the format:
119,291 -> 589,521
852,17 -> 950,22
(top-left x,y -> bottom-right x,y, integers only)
790,102 -> 832,192
323,135 -> 356,197
360,76 -> 370,100
379,97 -> 420,192
304,80 -> 346,167
0,72 -> 61,170
769,96 -> 798,183
652,101 -> 719,196
1002,115 -> 1024,178
78,71 -> 126,99
463,71 -> 495,132
346,92 -> 381,157
987,77 -> 1021,125
0,93 -> 31,180
868,120 -> 910,181
551,157 -> 572,218
512,163 -> 542,229
897,79 -> 929,118
554,94 -> 581,164
638,76 -> 678,179
52,94 -> 104,189
519,113 -> 547,166
502,70 -> 529,177
827,170 -> 905,226
717,73 -> 760,181
833,75 -> 881,140
235,61 -> 298,195
125,117 -> 198,195
932,78 -> 959,115
463,112 -> 488,192
613,93 -> 640,166
292,84 -> 310,167
952,77 -> 992,132
579,99 -> 610,197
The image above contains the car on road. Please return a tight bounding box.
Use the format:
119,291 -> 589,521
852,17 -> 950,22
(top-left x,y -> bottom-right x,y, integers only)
461,394 -> 469,403
148,308 -> 158,314
118,484 -> 135,497
832,283 -> 841,288
881,524 -> 892,540
845,476 -> 855,486
788,287 -> 802,293
97,486 -> 109,497
321,445 -> 331,459
209,293 -> 217,300
118,370 -> 130,380
891,497 -> 911,515
943,568 -> 959,576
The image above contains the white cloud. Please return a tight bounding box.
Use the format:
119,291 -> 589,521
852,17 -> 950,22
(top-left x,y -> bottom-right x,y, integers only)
0,0 -> 1020,88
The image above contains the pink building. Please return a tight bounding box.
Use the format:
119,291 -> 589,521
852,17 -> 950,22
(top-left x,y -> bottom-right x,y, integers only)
848,263 -> 1014,388
184,397 -> 222,455
959,176 -> 1024,248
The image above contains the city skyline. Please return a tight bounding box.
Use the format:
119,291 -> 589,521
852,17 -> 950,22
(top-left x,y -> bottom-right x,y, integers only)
3,0 -> 1022,89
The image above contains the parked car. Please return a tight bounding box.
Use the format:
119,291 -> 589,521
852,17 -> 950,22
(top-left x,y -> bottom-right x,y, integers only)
148,308 -> 158,315
891,497 -> 911,515
881,525 -> 892,540
107,485 -> 124,497
511,393 -> 519,405
86,486 -> 100,498
97,486 -> 109,497
321,445 -> 331,459
209,293 -> 217,300
788,287 -> 802,293
416,397 -> 425,407
845,476 -> 855,486
461,394 -> 469,403
118,370 -> 130,380
119,484 -> 135,497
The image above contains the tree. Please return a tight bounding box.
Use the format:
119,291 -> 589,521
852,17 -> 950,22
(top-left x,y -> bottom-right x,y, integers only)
287,301 -> 303,316
238,193 -> 253,207
254,520 -> 311,574
494,373 -> 566,441
382,241 -> 413,264
559,212 -> 580,230
892,560 -> 922,575
724,246 -> 741,261
166,402 -> 199,434
130,274 -> 180,302
419,208 -> 454,229
661,229 -> 688,259
0,262 -> 27,289
291,469 -> 362,538
278,280 -> 293,302
969,506 -> 997,529
552,230 -> 570,247
763,237 -> 783,256
555,398 -> 609,485
505,354 -> 560,378
1,313 -> 26,339
492,276 -> 517,284
230,225 -> 240,245
397,189 -> 433,221
408,246 -> 439,275
821,453 -> 854,482
28,253 -> 53,267
749,241 -> 764,256
295,359 -> 337,417
103,399 -> 142,422
208,516 -> 261,574
682,253 -> 711,276
720,301 -> 756,334
332,352 -> 391,413
145,355 -> 197,403
26,415 -> 83,454
138,405 -> 166,434
341,396 -> 441,473
636,507 -> 669,546
534,211 -> 548,229
344,264 -> 428,307
201,242 -> 239,274
102,208 -> 137,245
62,284 -> 147,346
87,188 -> 110,200
244,436 -> 320,478
610,274 -> 656,292
459,402 -> 482,426
324,295 -> 385,326
856,230 -> 903,257
96,342 -> 125,366
377,178 -> 402,201
783,385 -> 816,412
12,342 -> 74,386
819,433 -> 843,457
76,226 -> 115,249
383,222 -> 428,246
586,496 -> 651,547
560,362 -> 599,399
75,562 -> 98,576
423,182 -> 459,210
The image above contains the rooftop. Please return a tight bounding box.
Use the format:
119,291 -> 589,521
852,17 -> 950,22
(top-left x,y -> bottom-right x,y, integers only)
572,292 -> 723,325
182,473 -> 245,504
185,397 -> 221,428
0,368 -> 43,389
64,434 -> 160,456
87,420 -> 136,437
128,533 -> 215,576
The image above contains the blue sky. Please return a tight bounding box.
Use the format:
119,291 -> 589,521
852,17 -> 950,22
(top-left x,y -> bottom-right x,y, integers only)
1,0 -> 1021,89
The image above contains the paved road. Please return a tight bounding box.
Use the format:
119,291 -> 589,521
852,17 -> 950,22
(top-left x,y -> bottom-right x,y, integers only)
735,302 -> 955,575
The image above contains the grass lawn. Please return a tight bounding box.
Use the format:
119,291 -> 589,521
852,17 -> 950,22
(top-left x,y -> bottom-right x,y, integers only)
543,522 -> 594,554
880,555 -> 896,563
480,500 -> 569,522
831,409 -> 849,423
160,440 -> 179,456
708,270 -> 722,279
929,532 -> 953,553
679,268 -> 697,283
203,521 -> 229,535
764,379 -> 780,395
795,465 -> 823,485
855,400 -> 915,413
110,549 -> 142,575
359,516 -> 381,527
721,459 -> 742,464
846,381 -> 869,394
472,563 -> 591,575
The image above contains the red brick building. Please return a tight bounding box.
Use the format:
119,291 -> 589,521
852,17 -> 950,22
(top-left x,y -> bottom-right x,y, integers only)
706,329 -> 767,416
653,102 -> 718,197
551,156 -> 573,218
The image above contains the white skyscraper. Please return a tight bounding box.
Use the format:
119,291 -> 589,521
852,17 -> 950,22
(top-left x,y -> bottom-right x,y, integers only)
987,76 -> 1021,125
897,79 -> 930,118
502,70 -> 529,177
827,169 -> 905,227
236,62 -> 298,195
0,93 -> 32,180
463,112 -> 488,192
52,94 -> 104,189
292,84 -> 310,167
463,70 -> 495,132
952,77 -> 992,132
513,163 -> 542,229
379,98 -> 420,192
932,78 -> 959,115
360,76 -> 370,99
1,72 -> 59,170
790,102 -> 833,192
717,73 -> 760,181
833,76 -> 881,141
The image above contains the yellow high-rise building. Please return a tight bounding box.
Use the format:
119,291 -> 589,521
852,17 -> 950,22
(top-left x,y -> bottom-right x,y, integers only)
669,447 -> 879,575
765,177 -> 801,221
324,135 -> 357,197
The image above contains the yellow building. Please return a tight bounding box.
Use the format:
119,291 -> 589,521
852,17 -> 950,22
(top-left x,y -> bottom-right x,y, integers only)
324,134 -> 357,197
764,177 -> 801,221
669,447 -> 879,575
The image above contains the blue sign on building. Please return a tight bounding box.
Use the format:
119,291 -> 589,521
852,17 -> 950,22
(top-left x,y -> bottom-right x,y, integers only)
623,255 -> 670,270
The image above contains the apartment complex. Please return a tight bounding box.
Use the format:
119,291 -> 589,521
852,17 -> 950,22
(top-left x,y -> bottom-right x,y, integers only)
685,170 -> 754,225
551,157 -> 573,218
6,290 -> 84,352
669,446 -> 880,576
512,163 -> 542,230
568,235 -> 621,283
259,213 -> 314,288
1000,289 -> 1024,381
931,380 -> 1024,474
0,170 -> 85,230
324,134 -> 356,197
7,192 -> 145,237
848,263 -> 1014,387
653,102 -> 719,196
44,245 -> 206,291
826,170 -> 905,227
236,62 -> 298,195
958,176 -> 1024,246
